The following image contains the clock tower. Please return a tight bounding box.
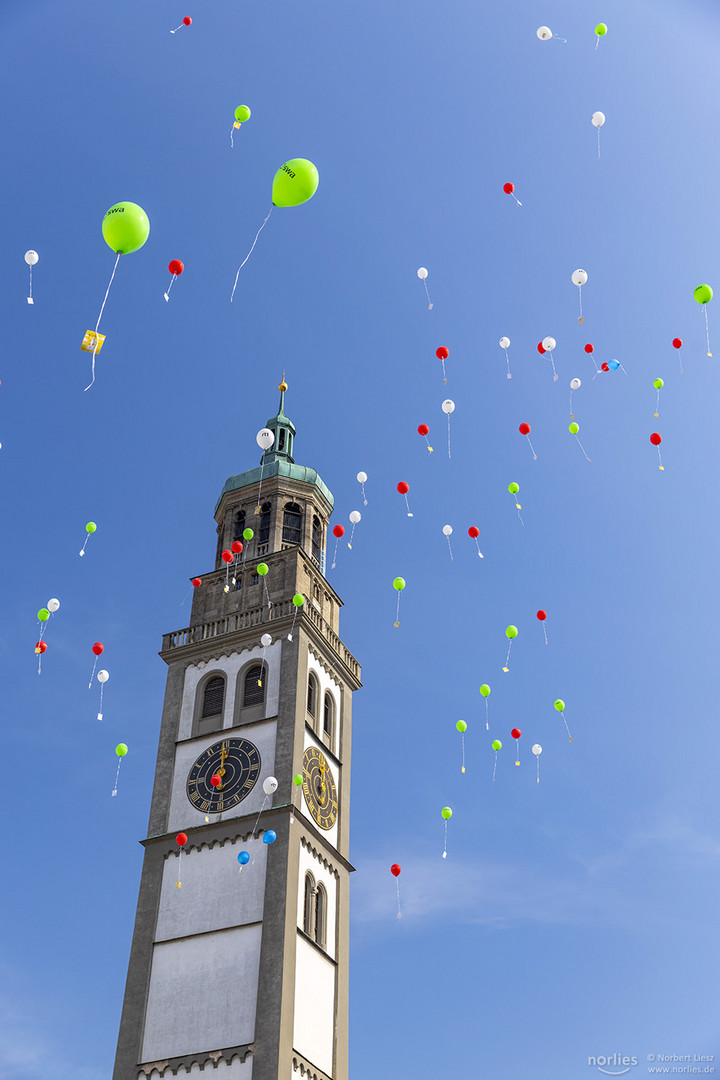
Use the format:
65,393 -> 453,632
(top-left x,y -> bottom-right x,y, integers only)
113,383 -> 361,1080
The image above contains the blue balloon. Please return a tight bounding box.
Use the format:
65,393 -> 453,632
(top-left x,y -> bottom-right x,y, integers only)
237,850 -> 250,865
262,830 -> 277,845
608,359 -> 620,370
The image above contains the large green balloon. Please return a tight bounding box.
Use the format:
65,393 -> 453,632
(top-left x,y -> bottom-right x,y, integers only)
595,22 -> 607,36
694,284 -> 713,305
292,593 -> 304,607
505,625 -> 518,640
491,739 -> 502,751
653,378 -> 664,390
293,773 -> 303,786
85,521 -> 97,534
554,699 -> 566,713
508,482 -> 520,495
257,563 -> 269,576
441,806 -> 453,820
234,105 -> 251,123
393,577 -> 406,591
37,608 -> 50,622
479,683 -> 491,698
272,159 -> 319,208
102,202 -> 150,255
115,743 -> 128,757
243,528 -> 254,540
456,720 -> 467,733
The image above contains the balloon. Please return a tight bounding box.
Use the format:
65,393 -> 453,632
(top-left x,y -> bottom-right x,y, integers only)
183,16 -> 192,25
24,250 -> 39,266
601,363 -> 609,372
442,525 -> 453,536
436,346 -> 449,360
542,336 -> 556,351
607,359 -> 620,370
417,267 -> 428,280
332,524 -> 345,538
261,633 -> 272,647
584,344 -> 594,354
86,522 -> 97,534
272,159 -> 319,208
650,432 -> 662,445
532,744 -> 542,756
292,593 -> 304,606
263,776 -> 278,795
570,378 -> 581,390
479,684 -> 491,698
537,609 -> 547,621
92,642 -> 104,656
569,422 -> 579,434
468,526 -> 479,538
441,399 -> 455,414
519,422 -> 531,435
397,481 -> 409,494
293,774 -> 303,786
572,269 -> 587,287
595,22 -> 607,36
537,26 -> 552,39
102,202 -> 150,255
508,482 -> 520,495
349,511 -> 361,525
499,336 -> 510,349
235,105 -> 251,123
390,864 -> 401,877
418,424 -> 429,436
392,577 -> 406,591
491,740 -> 502,752
115,743 -> 128,757
356,471 -> 367,483
37,609 -> 49,622
221,549 -> 233,563
441,807 -> 453,820
653,378 -> 664,390
503,182 -> 514,194
505,625 -> 518,639
262,830 -> 277,844
35,641 -> 47,655
456,720 -> 467,733
168,259 -> 184,276
211,774 -> 221,788
47,598 -> 60,613
511,728 -> 521,739
257,563 -> 269,576
231,540 -> 243,553
554,699 -> 565,713
256,428 -> 275,450
591,111 -> 605,127
672,337 -> 683,349
238,850 -> 250,865
243,528 -> 254,540
98,670 -> 109,683
537,341 -> 546,354
192,577 -> 202,587
176,832 -> 187,847
694,284 -> 713,304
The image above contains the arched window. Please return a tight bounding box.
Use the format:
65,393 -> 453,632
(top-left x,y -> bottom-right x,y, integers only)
307,672 -> 318,720
201,676 -> 225,719
312,515 -> 322,563
259,502 -> 272,545
315,883 -> 327,948
233,509 -> 246,541
323,692 -> 335,750
278,428 -> 286,452
243,663 -> 267,707
282,502 -> 303,545
303,873 -> 315,936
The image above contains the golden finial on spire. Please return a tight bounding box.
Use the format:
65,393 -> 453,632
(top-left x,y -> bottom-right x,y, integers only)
279,371 -> 288,392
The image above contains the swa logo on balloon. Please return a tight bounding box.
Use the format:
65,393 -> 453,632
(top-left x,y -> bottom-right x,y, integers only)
103,207 -> 125,217
281,164 -> 296,179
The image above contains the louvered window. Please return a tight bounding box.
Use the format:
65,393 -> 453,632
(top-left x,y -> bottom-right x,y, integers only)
282,502 -> 303,545
201,677 -> 224,719
259,502 -> 272,544
243,664 -> 266,707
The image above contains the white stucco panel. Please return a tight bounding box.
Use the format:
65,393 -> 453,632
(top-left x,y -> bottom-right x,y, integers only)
293,935 -> 336,1077
302,728 -> 339,850
141,925 -> 262,1063
296,842 -> 337,961
178,640 -> 282,741
156,838 -> 267,942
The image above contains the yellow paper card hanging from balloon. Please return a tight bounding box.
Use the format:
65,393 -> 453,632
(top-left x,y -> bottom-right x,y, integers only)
81,330 -> 105,353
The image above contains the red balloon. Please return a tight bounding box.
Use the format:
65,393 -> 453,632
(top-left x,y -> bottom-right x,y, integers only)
536,609 -> 547,621
511,728 -> 522,740
397,481 -> 409,494
192,577 -> 202,587
672,337 -> 683,349
650,432 -> 662,446
221,549 -> 233,563
601,362 -> 609,372
210,774 -> 221,788
92,642 -> 104,656
519,422 -> 531,435
584,343 -> 594,354
168,259 -> 184,276
390,864 -> 401,877
333,524 -> 345,538
176,832 -> 188,847
468,526 -> 480,538
231,540 -> 243,554
183,16 -> 192,24
436,346 -> 449,360
537,341 -> 546,354
503,182 -> 515,194
417,423 -> 429,436
34,641 -> 47,654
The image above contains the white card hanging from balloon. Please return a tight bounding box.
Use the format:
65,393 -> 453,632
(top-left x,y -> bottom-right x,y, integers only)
97,669 -> 109,721
442,524 -> 454,562
499,337 -> 512,379
347,510 -> 361,548
24,250 -> 38,304
417,267 -> 433,309
571,269 -> 587,326
442,399 -> 455,458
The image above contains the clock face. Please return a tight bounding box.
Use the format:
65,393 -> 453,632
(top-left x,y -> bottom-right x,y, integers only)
187,737 -> 261,815
302,746 -> 338,831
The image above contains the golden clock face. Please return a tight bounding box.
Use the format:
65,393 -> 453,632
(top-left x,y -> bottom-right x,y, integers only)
186,737 -> 261,815
302,746 -> 338,831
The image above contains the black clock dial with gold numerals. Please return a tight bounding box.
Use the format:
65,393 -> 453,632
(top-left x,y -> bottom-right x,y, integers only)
187,737 -> 261,815
302,746 -> 338,831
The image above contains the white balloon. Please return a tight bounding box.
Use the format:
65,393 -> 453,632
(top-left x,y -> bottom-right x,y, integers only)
417,267 -> 428,280
570,378 -> 581,390
536,25 -> 552,39
572,269 -> 587,287
262,776 -> 278,795
442,525 -> 453,536
441,399 -> 455,415
349,510 -> 361,524
542,336 -> 556,351
256,428 -> 275,451
591,111 -> 605,128
47,598 -> 60,613
261,633 -> 272,647
24,250 -> 39,266
531,744 -> 543,756
97,670 -> 109,684
499,336 -> 510,349
356,471 -> 367,483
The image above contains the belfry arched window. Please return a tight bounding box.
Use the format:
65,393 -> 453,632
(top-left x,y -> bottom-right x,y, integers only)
303,873 -> 315,936
259,502 -> 272,545
243,663 -> 267,707
282,502 -> 303,545
323,691 -> 335,751
315,883 -> 327,948
307,672 -> 319,721
312,515 -> 322,563
233,509 -> 246,541
201,676 -> 225,719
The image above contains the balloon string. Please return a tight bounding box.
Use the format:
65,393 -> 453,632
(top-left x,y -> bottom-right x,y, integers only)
396,878 -> 402,919
348,523 -> 356,549
251,795 -> 269,839
79,533 -> 90,556
170,23 -> 184,32
595,35 -> 600,50
569,392 -> 574,419
515,739 -> 520,766
578,287 -> 583,325
164,273 -> 176,302
332,536 -> 340,569
503,640 -> 512,671
485,697 -> 489,731
504,349 -> 512,379
511,192 -> 522,207
425,435 -> 434,451
288,605 -> 299,639
492,752 -> 498,783
447,415 -> 452,459
360,480 -> 367,505
704,306 -> 712,356
526,435 -> 537,461
394,592 -> 401,627
654,390 -> 660,418
657,447 -> 664,471
597,127 -> 601,161
442,821 -> 448,858
461,733 -> 465,774
474,539 -> 484,558
574,435 -> 592,462
446,536 -> 454,563
562,714 -> 573,743
112,758 -> 121,796
85,252 -> 120,391
423,280 -> 433,310
554,33 -> 567,42
404,494 -> 413,517
88,656 -> 98,689
231,206 -> 274,302
548,352 -> 558,381
542,622 -> 548,646
263,579 -> 272,611
37,652 -> 42,675
441,358 -> 447,384
28,264 -> 33,301
537,757 -> 540,783
256,452 -> 266,509
176,849 -> 182,887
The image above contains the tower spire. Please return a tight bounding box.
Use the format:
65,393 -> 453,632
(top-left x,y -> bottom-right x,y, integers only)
264,374 -> 296,464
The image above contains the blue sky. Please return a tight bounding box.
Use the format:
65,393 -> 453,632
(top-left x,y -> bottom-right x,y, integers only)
1,0 -> 720,1077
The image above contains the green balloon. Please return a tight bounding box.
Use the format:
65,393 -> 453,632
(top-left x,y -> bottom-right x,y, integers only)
694,284 -> 713,305
85,521 -> 97,534
505,625 -> 518,640
441,806 -> 453,820
115,743 -> 128,757
234,105 -> 251,123
257,563 -> 269,576
491,739 -> 502,751
293,773 -> 303,786
479,683 -> 491,698
456,720 -> 467,733
243,528 -> 254,540
653,378 -> 664,390
554,699 -> 566,713
595,22 -> 607,36
569,422 -> 580,435
508,482 -> 520,495
292,593 -> 304,607
272,158 -> 319,208
393,576 -> 406,591
37,608 -> 50,622
102,202 -> 150,255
